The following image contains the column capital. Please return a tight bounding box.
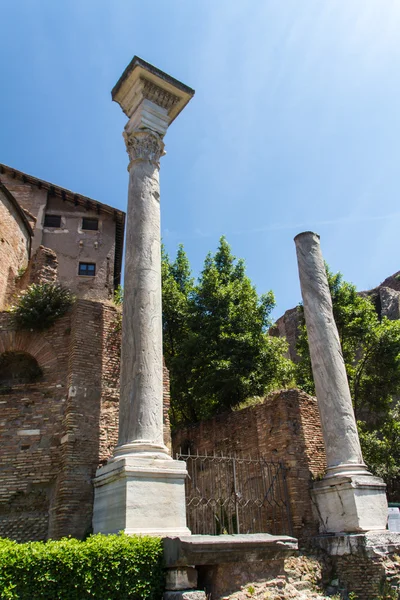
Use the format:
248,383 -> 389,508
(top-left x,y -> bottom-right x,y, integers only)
112,56 -> 195,137
123,129 -> 165,169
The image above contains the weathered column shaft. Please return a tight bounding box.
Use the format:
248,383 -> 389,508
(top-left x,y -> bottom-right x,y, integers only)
118,133 -> 164,449
294,231 -> 364,472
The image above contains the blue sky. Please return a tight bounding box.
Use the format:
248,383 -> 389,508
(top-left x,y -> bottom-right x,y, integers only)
1,1 -> 400,318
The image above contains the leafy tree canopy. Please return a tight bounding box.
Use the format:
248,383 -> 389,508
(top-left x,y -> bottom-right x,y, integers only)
162,237 -> 294,426
296,266 -> 400,422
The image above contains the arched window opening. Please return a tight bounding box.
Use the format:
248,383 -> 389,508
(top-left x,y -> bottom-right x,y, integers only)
0,351 -> 43,386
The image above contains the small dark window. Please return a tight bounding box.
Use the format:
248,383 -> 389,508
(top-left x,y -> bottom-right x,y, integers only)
82,218 -> 98,231
44,214 -> 61,228
78,262 -> 96,276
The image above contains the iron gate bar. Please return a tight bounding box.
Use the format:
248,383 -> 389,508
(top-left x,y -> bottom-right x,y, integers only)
177,451 -> 293,537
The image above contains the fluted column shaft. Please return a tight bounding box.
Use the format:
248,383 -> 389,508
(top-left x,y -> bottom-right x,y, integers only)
116,129 -> 168,457
294,231 -> 367,476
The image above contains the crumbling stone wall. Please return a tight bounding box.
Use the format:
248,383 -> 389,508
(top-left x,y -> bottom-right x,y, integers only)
270,307 -> 302,363
332,554 -> 398,600
274,272 -> 400,361
17,245 -> 58,291
0,300 -> 171,542
173,389 -> 326,540
0,311 -> 70,541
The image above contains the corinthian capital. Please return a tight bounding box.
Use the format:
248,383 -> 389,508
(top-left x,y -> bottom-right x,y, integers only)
123,129 -> 165,169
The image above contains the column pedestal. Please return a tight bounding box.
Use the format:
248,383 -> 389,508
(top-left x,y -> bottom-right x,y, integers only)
93,456 -> 190,536
312,475 -> 387,533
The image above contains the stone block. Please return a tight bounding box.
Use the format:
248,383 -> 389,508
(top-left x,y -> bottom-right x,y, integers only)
163,533 -> 298,567
163,592 -> 206,600
314,530 -> 400,557
312,474 -> 388,533
92,456 -> 190,536
165,567 -> 198,590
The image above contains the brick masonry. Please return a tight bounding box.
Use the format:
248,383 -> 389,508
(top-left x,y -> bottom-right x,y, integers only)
0,299 -> 171,542
0,186 -> 31,310
173,389 -> 327,540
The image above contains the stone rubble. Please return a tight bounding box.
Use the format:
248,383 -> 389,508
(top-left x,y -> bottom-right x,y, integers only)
220,556 -> 334,600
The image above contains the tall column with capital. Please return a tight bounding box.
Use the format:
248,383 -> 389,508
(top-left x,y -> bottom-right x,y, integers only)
116,127 -> 167,457
93,57 -> 194,536
294,231 -> 387,533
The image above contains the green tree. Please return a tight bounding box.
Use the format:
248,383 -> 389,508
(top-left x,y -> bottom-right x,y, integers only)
296,266 -> 400,421
358,402 -> 400,500
162,237 -> 294,426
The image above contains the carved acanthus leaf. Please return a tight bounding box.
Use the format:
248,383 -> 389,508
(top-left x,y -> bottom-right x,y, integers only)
123,129 -> 165,168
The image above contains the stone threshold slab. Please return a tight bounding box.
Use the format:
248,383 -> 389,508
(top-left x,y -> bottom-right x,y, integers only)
313,531 -> 400,557
164,534 -> 298,567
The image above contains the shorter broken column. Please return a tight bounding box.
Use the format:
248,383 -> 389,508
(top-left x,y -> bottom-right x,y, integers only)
294,231 -> 387,533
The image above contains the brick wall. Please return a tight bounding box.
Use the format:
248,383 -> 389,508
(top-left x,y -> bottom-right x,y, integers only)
0,299 -> 172,542
17,245 -> 58,291
325,552 -> 400,600
0,187 -> 31,310
173,389 -> 327,540
0,312 -> 70,541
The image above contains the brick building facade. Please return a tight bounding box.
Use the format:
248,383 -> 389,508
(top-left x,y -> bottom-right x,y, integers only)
0,163 -> 125,306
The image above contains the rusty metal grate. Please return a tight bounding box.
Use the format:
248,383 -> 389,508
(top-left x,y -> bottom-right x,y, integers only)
176,451 -> 293,536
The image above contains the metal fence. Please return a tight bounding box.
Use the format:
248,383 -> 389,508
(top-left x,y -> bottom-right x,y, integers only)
176,451 -> 293,536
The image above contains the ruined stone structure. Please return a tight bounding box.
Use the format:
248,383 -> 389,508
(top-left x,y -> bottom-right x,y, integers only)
272,270 -> 400,363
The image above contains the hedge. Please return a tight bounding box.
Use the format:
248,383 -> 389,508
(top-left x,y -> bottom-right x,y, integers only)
0,534 -> 164,600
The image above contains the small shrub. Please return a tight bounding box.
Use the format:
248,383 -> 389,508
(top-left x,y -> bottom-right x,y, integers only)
8,283 -> 75,331
114,284 -> 124,306
378,576 -> 399,600
16,267 -> 27,279
0,534 -> 164,600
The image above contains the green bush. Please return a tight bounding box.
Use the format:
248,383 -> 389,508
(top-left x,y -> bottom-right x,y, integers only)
0,534 -> 164,600
8,283 -> 75,330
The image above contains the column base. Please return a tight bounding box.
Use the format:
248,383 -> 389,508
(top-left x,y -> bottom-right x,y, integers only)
312,474 -> 387,533
112,440 -> 171,460
324,462 -> 372,478
92,456 -> 191,536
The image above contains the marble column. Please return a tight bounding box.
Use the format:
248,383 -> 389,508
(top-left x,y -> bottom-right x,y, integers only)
294,231 -> 387,533
115,128 -> 167,458
92,56 -> 194,536
294,231 -> 365,477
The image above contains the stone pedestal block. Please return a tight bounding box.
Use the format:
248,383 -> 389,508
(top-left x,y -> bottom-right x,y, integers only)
165,567 -> 198,591
92,457 -> 190,536
312,475 -> 388,533
163,592 -> 206,600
